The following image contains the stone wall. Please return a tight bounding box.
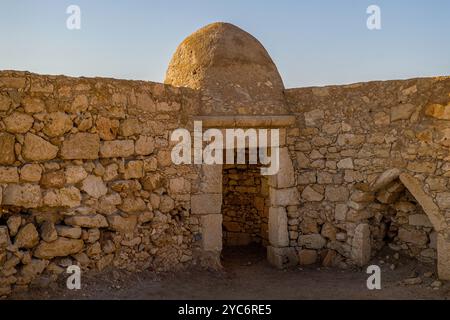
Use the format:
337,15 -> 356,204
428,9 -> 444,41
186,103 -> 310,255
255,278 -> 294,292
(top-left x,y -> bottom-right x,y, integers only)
1,69 -> 449,297
0,71 -> 201,297
284,76 -> 450,269
222,164 -> 269,247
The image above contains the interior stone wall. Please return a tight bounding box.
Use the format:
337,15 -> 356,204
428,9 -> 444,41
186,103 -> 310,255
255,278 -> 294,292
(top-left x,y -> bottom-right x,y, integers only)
222,164 -> 269,247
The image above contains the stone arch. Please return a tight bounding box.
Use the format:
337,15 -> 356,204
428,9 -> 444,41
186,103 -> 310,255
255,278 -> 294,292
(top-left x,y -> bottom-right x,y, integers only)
350,168 -> 450,279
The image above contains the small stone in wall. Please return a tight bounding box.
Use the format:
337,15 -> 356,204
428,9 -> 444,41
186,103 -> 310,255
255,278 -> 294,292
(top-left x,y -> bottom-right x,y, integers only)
425,103 -> 450,120
107,214 -> 138,234
120,196 -> 147,213
64,214 -> 108,228
22,133 -> 58,162
3,112 -> 34,133
325,186 -> 349,202
61,133 -> 100,160
100,140 -> 135,158
96,116 -> 119,140
398,227 -> 428,246
20,164 -> 42,182
124,161 -> 144,179
33,238 -> 84,259
298,249 -> 317,265
337,158 -> 354,170
0,167 -> 19,183
40,170 -> 66,188
120,118 -> 142,137
42,112 -> 72,137
298,234 -> 326,249
0,133 -> 16,165
81,175 -> 108,199
55,225 -> 82,239
3,184 -> 42,208
304,109 -> 324,127
391,103 -> 416,122
0,226 -> 11,249
40,221 -> 58,242
15,223 -> 40,249
135,136 -> 155,155
6,215 -> 22,237
22,97 -> 45,113
65,165 -> 88,184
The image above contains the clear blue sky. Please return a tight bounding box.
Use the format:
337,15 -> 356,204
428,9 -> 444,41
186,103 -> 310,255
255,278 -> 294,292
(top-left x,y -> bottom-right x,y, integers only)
0,0 -> 449,88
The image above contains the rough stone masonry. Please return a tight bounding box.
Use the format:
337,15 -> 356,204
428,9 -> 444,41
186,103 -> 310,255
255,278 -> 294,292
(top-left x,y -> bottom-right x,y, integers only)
0,22 -> 449,297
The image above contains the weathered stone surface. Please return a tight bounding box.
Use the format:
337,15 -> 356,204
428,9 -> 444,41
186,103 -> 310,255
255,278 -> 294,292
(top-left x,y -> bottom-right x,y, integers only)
107,214 -> 137,234
398,227 -> 428,246
22,133 -> 58,161
22,97 -> 45,113
200,214 -> 222,251
0,167 -> 19,183
120,196 -> 147,213
124,161 -> 144,179
436,193 -> 450,210
96,116 -> 119,140
351,223 -> 371,266
65,166 -> 88,184
425,103 -> 450,120
409,214 -> 433,227
304,110 -> 324,127
298,249 -> 317,265
15,223 -> 39,249
437,234 -> 450,280
33,238 -> 84,259
135,136 -> 155,155
391,103 -> 416,121
120,118 -> 141,137
267,246 -> 299,269
43,187 -> 81,208
4,112 -> 34,133
40,170 -> 66,188
325,186 -> 349,202
301,186 -> 324,202
61,133 -> 100,160
0,226 -> 11,249
81,175 -> 107,198
269,147 -> 295,188
43,112 -> 72,137
298,234 -> 326,249
191,194 -> 222,214
64,214 -> 108,228
20,164 -> 42,182
100,140 -> 134,158
0,133 -> 15,165
268,207 -> 289,247
270,187 -> 300,206
6,215 -> 21,237
2,184 -> 42,208
40,221 -> 58,242
55,225 -> 82,239
159,195 -> 175,213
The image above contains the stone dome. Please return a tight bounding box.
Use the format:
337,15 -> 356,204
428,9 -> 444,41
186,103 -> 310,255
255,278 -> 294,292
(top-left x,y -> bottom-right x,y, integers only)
165,22 -> 288,115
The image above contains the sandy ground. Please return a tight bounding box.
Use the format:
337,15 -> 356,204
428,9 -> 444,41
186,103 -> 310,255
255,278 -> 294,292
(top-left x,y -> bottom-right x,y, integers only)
8,245 -> 450,300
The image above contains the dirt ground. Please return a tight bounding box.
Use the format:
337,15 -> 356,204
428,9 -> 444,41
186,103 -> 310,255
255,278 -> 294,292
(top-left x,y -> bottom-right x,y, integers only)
8,245 -> 450,300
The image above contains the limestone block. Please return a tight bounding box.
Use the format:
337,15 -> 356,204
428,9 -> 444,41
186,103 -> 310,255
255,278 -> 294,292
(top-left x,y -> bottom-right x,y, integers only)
96,116 -> 119,140
199,165 -> 222,193
107,214 -> 138,234
22,133 -> 58,162
398,227 -> 428,246
65,166 -> 88,184
409,214 -> 433,227
268,147 -> 295,188
270,187 -> 300,207
0,133 -> 15,165
436,193 -> 450,210
64,214 -> 108,228
81,175 -> 107,199
351,223 -> 371,266
14,223 -> 39,249
0,167 -> 19,183
200,214 -> 222,252
100,140 -> 135,158
304,110 -> 324,127
191,194 -> 222,214
0,226 -> 11,249
325,186 -> 349,202
61,133 -> 100,160
135,136 -> 155,155
33,238 -> 84,259
267,246 -> 298,269
40,221 -> 58,242
437,234 -> 450,280
268,207 -> 289,247
20,164 -> 42,182
298,234 -> 326,249
55,226 -> 82,239
4,112 -> 34,133
391,103 -> 416,121
337,158 -> 354,170
425,103 -> 450,120
298,249 -> 317,265
42,112 -> 72,137
2,184 -> 42,208
301,186 -> 324,202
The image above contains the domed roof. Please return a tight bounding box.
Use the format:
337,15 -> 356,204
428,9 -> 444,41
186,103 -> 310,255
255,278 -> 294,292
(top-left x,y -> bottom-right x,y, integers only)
165,23 -> 288,115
